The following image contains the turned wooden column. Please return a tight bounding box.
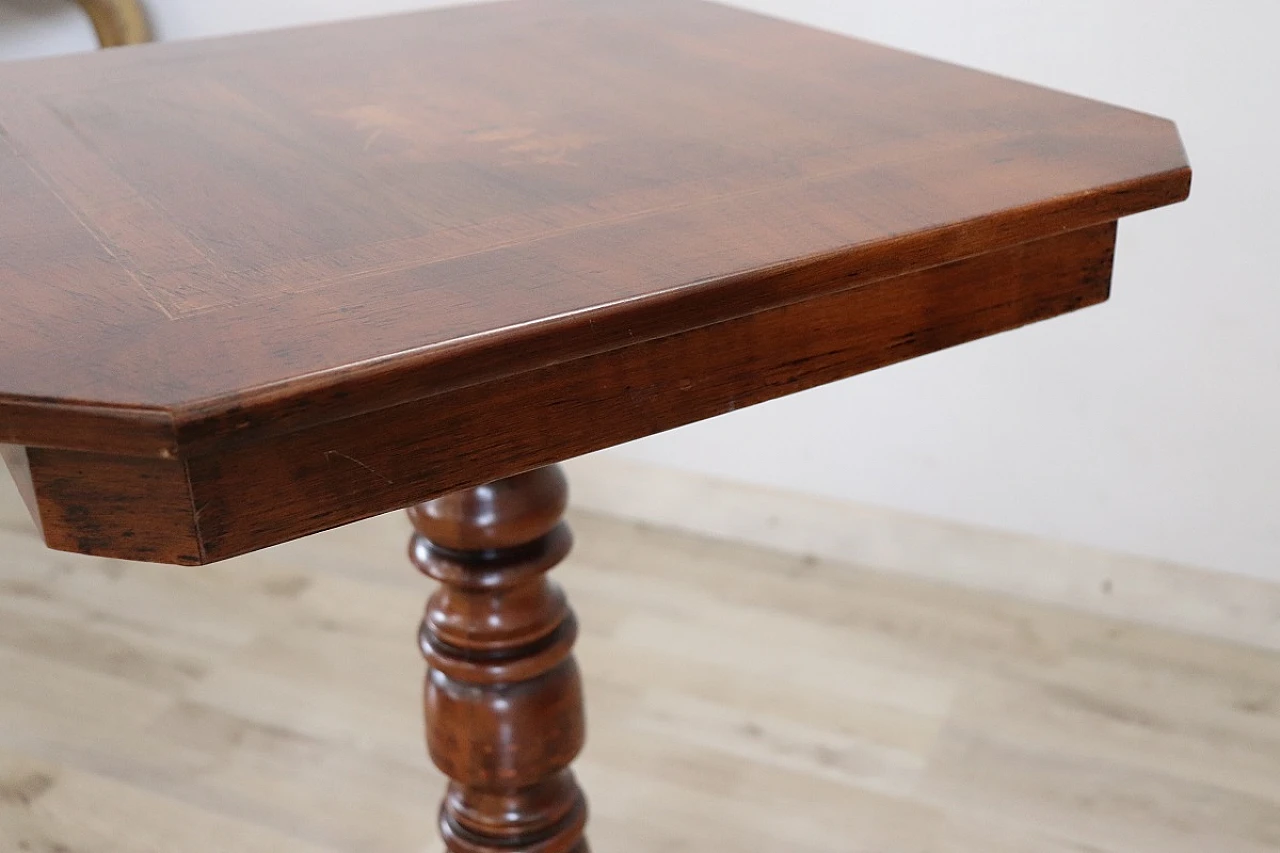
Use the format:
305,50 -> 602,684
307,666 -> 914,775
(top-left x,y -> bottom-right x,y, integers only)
408,465 -> 589,853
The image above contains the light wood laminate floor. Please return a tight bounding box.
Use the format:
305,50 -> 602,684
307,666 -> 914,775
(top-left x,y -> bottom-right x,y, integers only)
1,474 -> 1278,852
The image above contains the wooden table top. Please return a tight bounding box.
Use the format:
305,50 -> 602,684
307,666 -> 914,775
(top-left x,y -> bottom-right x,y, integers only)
0,0 -> 1189,563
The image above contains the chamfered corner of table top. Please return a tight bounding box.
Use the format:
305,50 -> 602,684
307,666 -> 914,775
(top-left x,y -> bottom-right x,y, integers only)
0,0 -> 1189,460
0,0 -> 1190,564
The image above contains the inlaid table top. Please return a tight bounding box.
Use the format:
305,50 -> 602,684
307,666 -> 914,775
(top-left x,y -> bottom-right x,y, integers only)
0,0 -> 1189,564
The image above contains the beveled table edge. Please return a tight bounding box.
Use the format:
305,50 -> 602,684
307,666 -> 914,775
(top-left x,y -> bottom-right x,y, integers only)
0,165 -> 1191,461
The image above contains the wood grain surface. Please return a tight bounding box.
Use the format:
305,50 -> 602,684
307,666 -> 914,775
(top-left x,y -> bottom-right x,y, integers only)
0,0 -> 1190,561
5,221 -> 1118,563
0,0 -> 1187,453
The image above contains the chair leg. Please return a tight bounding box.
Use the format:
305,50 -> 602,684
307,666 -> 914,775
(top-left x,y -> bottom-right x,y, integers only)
75,0 -> 151,48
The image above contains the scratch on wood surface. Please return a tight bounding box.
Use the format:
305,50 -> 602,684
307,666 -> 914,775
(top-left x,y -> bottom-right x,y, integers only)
324,450 -> 395,484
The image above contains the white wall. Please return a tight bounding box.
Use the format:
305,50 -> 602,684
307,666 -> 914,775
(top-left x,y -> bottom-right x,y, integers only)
1,1 -> 1275,579
616,1 -> 1280,581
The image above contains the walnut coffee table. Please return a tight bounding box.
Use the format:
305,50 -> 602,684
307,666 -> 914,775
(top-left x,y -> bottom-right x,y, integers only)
0,1 -> 1189,850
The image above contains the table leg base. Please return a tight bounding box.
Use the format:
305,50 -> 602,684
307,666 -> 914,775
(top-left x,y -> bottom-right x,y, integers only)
409,465 -> 589,853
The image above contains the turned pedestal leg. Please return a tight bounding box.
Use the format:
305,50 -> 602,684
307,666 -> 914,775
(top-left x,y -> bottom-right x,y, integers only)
408,465 -> 589,853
